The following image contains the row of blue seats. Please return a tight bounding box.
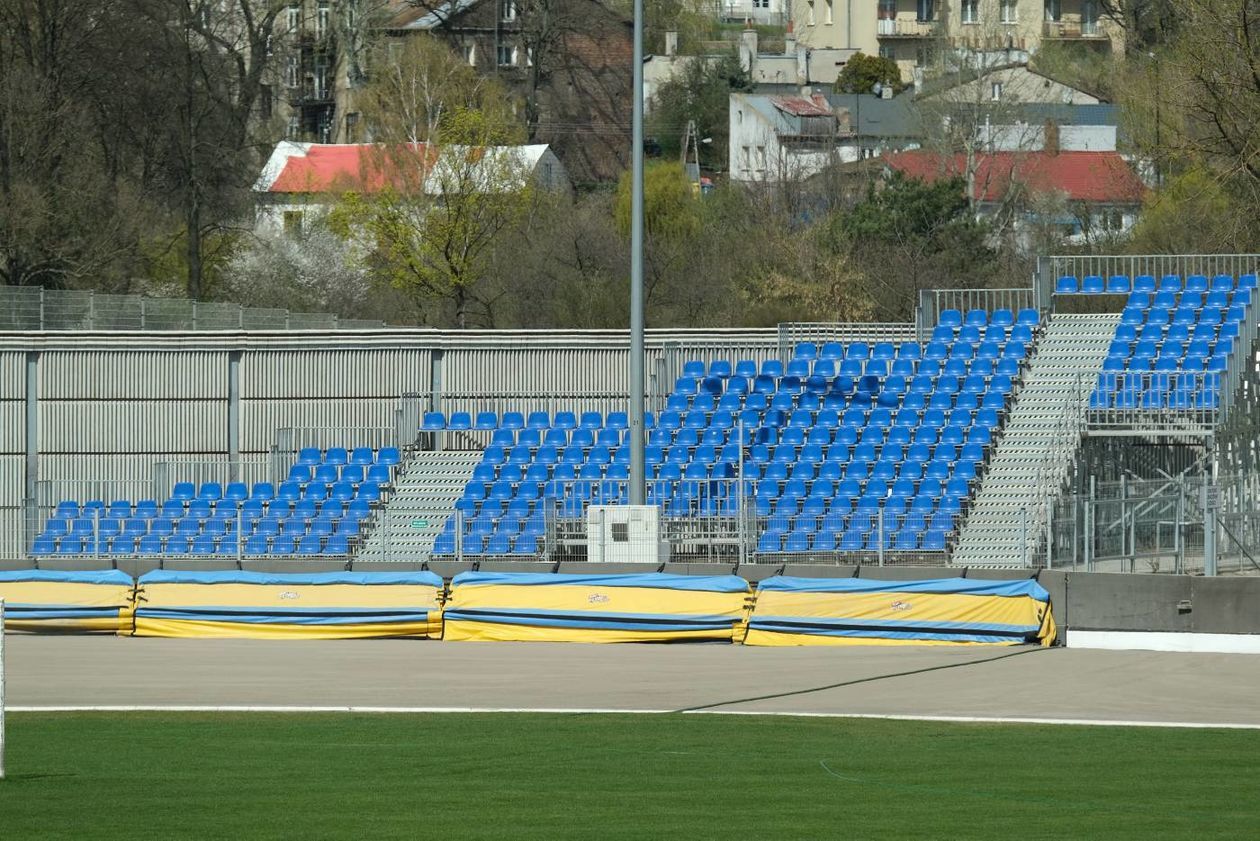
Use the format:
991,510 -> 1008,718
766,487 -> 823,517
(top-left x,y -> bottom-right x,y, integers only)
286,463 -> 393,484
42,515 -> 364,540
423,410 -> 627,433
1056,273 -> 1257,295
434,533 -> 542,556
31,534 -> 352,556
53,497 -> 373,523
293,446 -> 400,467
759,528 -> 949,553
681,361 -> 1024,402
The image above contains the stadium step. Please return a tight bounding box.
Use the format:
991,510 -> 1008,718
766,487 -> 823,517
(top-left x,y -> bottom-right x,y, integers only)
952,312 -> 1121,566
352,449 -> 482,562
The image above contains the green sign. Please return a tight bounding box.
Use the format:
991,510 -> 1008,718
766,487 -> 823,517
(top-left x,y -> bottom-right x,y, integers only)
409,519 -> 429,529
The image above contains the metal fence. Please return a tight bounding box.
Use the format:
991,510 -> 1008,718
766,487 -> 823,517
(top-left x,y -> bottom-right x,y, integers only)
915,288 -> 1037,342
776,323 -> 917,362
1045,474 -> 1260,575
406,476 -> 957,567
0,285 -> 384,331
1035,254 -> 1260,312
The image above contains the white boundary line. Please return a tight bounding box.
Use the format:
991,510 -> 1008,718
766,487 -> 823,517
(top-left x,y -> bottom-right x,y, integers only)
8,705 -> 1260,729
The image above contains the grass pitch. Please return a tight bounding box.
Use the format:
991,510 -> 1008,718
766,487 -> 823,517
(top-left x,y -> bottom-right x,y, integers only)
1,712 -> 1256,840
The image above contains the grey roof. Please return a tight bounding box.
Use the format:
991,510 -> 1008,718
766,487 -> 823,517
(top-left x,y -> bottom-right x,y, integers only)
826,92 -> 922,139
739,93 -> 1114,142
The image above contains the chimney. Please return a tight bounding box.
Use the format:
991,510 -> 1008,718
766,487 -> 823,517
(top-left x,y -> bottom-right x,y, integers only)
739,24 -> 758,73
784,20 -> 796,57
664,30 -> 678,57
1044,120 -> 1061,155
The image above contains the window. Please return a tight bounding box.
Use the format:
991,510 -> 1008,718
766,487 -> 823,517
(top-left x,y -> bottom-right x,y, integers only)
1045,0 -> 1062,22
961,0 -> 979,24
498,44 -> 514,66
878,44 -> 894,60
316,0 -> 329,38
345,112 -> 360,142
1000,0 -> 1016,23
1082,0 -> 1098,33
825,0 -> 833,24
756,146 -> 767,172
285,54 -> 299,87
500,0 -> 516,21
917,0 -> 934,21
283,211 -> 304,239
741,146 -> 751,173
287,3 -> 300,32
991,82 -> 1003,101
314,55 -> 330,99
464,44 -> 476,66
753,0 -> 769,7
512,45 -> 523,66
286,113 -> 300,139
806,0 -> 815,26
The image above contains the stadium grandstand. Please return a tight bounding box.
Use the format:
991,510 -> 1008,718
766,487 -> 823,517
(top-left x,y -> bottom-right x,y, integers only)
3,255 -> 1258,575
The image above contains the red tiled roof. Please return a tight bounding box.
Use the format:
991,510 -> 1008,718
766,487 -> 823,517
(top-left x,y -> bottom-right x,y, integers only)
771,95 -> 833,117
883,150 -> 1147,204
267,144 -> 436,193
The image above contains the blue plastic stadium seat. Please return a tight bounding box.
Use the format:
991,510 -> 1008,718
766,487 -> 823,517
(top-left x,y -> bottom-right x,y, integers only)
422,412 -> 446,431
1082,275 -> 1105,294
294,447 -> 320,466
1056,276 -> 1078,294
474,411 -> 498,431
447,412 -> 472,431
171,482 -> 196,501
1107,275 -> 1130,294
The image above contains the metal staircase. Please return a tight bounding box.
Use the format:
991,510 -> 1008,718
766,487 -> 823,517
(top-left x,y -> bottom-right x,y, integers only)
952,312 -> 1121,566
353,449 -> 481,562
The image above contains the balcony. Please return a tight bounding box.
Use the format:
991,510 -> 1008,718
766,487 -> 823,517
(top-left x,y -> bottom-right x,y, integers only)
876,18 -> 941,38
1042,20 -> 1108,40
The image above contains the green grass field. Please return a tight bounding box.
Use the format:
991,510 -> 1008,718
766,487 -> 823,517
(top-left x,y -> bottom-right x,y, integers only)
1,712 -> 1257,839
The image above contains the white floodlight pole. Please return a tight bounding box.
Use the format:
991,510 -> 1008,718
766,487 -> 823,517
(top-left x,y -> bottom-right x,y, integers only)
1,598 -> 6,780
628,0 -> 647,506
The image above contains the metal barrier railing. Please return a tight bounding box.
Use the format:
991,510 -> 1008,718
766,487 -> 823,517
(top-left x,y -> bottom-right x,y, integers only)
915,288 -> 1037,342
0,285 -> 384,331
1047,473 -> 1260,574
776,323 -> 917,362
1035,254 -> 1260,313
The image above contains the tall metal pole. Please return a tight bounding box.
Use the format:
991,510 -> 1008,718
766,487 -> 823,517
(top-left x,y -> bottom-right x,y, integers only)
628,0 -> 646,506
1,598 -> 6,780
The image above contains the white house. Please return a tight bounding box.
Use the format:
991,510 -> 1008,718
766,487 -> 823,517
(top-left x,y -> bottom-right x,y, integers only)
253,141 -> 569,237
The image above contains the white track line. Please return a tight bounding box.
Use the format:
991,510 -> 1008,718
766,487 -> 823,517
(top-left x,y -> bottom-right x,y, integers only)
9,705 -> 1260,729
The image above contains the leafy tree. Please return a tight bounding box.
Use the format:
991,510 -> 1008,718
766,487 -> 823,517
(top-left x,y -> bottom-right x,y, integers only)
836,172 -> 996,319
331,40 -> 534,328
614,161 -> 698,242
834,53 -> 904,96
1126,167 -> 1254,253
648,52 -> 751,170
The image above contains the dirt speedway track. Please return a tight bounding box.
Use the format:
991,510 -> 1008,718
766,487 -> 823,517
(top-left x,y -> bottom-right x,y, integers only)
6,635 -> 1259,727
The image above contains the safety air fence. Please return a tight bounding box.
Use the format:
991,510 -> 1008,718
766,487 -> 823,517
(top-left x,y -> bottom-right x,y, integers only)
0,569 -> 1056,647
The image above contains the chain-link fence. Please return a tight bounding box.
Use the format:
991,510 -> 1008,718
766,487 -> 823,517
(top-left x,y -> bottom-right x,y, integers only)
0,285 -> 384,331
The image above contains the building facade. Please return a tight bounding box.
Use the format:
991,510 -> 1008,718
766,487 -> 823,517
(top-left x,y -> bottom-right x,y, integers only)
388,0 -> 633,184
791,0 -> 1123,81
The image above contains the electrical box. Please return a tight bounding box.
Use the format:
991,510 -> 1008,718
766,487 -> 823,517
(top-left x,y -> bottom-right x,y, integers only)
586,505 -> 668,564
